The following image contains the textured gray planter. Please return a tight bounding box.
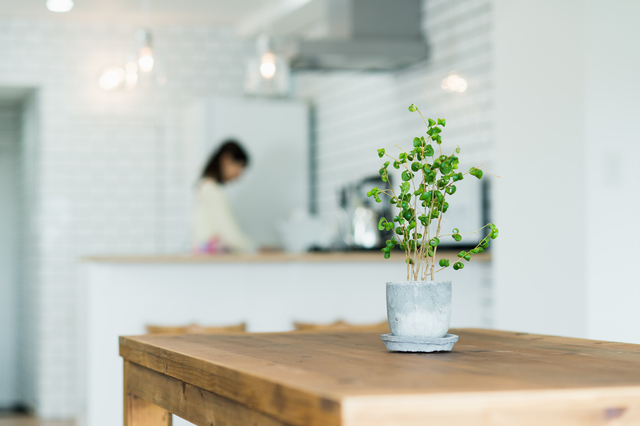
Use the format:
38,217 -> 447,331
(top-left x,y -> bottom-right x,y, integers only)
386,281 -> 452,338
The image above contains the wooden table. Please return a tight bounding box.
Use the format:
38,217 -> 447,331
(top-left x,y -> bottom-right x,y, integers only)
120,329 -> 640,426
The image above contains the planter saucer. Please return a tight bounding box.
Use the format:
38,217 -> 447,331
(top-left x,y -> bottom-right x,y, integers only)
381,333 -> 458,353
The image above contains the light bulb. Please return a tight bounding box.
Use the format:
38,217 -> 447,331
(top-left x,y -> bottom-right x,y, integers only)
260,53 -> 276,79
46,0 -> 74,12
441,72 -> 467,93
98,68 -> 125,91
138,47 -> 154,73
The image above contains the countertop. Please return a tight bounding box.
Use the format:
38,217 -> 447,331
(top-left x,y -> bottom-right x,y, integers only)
83,249 -> 491,264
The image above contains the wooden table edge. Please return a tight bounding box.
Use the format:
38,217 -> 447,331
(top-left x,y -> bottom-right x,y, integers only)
120,334 -> 345,426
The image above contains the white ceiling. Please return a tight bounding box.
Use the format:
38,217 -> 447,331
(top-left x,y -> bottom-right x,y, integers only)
0,0 -> 269,27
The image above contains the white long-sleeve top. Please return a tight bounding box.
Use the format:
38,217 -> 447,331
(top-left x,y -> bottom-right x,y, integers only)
192,178 -> 255,253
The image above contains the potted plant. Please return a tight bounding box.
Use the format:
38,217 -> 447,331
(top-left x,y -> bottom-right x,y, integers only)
367,104 -> 499,352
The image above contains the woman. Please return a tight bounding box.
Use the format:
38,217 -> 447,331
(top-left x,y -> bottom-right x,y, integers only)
192,140 -> 255,254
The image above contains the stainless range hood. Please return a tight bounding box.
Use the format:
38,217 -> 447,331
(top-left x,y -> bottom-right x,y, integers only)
274,0 -> 428,71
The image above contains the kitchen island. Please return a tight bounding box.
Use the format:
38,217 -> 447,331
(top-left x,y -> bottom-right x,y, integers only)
78,250 -> 491,426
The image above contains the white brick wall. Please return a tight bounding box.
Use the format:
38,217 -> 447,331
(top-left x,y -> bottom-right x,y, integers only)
0,19 -> 247,417
293,0 -> 494,215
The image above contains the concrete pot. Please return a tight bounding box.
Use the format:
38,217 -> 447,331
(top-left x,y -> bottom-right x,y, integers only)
386,281 -> 452,338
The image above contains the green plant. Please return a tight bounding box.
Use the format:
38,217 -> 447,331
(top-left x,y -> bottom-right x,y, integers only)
367,104 -> 499,281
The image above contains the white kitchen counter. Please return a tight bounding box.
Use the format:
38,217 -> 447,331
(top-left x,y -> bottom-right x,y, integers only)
78,251 -> 492,426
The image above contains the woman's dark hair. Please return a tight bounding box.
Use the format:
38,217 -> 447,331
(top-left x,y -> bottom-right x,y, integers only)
201,140 -> 249,183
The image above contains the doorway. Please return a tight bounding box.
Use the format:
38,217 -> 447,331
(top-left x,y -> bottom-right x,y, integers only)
0,87 -> 33,411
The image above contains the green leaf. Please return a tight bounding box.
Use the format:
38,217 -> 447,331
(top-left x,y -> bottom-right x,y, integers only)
424,145 -> 434,156
429,237 -> 440,247
378,217 -> 387,231
452,172 -> 464,182
401,170 -> 413,181
383,161 -> 390,168
442,202 -> 449,213
411,162 -> 422,172
428,118 -> 436,126
452,234 -> 462,242
453,262 -> 464,270
434,135 -> 442,144
413,137 -> 421,147
439,259 -> 450,267
395,227 -> 403,235
400,182 -> 410,194
457,251 -> 467,258
393,161 -> 400,169
491,228 -> 499,239
470,167 -> 484,179
432,126 -> 442,134
384,252 -> 391,259
408,104 -> 417,112
455,147 -> 460,154
377,148 -> 385,158
437,118 -> 446,127
445,185 -> 457,195
464,254 -> 471,261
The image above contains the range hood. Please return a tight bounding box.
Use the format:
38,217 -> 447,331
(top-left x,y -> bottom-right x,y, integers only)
275,0 -> 428,71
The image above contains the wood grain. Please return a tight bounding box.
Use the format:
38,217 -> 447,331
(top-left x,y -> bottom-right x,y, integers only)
145,322 -> 246,335
124,361 -> 172,426
125,360 -> 291,426
120,329 -> 640,425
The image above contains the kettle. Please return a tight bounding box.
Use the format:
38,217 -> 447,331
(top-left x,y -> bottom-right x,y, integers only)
339,176 -> 393,249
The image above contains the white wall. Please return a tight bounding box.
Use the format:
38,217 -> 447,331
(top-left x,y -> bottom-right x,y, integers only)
0,19 -> 247,416
0,105 -> 20,408
493,0 -> 640,342
584,0 -> 640,343
493,0 -> 587,337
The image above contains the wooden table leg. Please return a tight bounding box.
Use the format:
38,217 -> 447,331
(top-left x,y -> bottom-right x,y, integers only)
124,360 -> 172,426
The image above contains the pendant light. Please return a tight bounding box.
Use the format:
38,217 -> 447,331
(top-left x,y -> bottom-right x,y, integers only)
46,0 -> 74,12
441,71 -> 468,93
98,67 -> 126,91
244,33 -> 290,96
97,0 -> 167,91
136,30 -> 154,73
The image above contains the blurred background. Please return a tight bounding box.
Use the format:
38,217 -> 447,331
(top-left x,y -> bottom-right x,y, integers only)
0,0 -> 638,423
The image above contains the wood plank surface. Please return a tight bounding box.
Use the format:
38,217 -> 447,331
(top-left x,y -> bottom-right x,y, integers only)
84,249 -> 490,264
120,329 -> 640,426
125,360 -> 292,426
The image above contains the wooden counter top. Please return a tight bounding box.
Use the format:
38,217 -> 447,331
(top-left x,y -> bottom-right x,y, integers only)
83,249 -> 491,265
